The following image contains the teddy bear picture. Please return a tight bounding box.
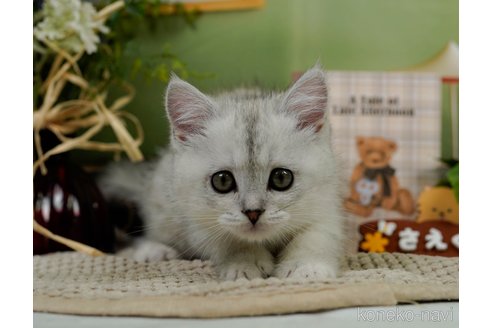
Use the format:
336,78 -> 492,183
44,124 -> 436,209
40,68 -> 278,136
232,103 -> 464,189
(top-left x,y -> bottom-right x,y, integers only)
344,136 -> 415,217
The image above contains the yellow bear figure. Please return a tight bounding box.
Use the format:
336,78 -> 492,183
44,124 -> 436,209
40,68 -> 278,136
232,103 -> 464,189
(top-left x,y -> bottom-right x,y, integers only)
416,187 -> 459,225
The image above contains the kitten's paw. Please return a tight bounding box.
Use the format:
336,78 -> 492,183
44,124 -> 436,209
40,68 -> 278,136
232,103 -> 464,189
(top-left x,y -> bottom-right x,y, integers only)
217,252 -> 274,281
119,240 -> 179,262
274,261 -> 337,280
218,262 -> 264,281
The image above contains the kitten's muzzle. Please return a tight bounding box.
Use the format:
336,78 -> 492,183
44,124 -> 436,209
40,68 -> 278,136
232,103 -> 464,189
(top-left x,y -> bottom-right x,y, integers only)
242,209 -> 265,226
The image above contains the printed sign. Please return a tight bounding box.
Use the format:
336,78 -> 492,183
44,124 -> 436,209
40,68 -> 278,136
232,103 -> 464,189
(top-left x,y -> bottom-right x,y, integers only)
326,72 -> 442,223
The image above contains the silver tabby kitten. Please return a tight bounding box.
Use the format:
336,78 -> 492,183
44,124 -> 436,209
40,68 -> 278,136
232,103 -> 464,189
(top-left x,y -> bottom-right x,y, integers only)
99,67 -> 345,280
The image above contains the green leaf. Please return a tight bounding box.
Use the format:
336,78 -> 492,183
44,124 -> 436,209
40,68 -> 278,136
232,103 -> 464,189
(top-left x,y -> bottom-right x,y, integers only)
439,158 -> 459,167
447,164 -> 459,202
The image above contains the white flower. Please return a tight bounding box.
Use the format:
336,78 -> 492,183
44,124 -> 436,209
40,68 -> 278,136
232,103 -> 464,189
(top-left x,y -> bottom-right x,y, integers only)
34,0 -> 109,54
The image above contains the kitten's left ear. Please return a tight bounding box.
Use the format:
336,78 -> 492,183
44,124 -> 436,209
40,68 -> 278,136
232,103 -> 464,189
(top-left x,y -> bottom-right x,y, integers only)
281,67 -> 328,133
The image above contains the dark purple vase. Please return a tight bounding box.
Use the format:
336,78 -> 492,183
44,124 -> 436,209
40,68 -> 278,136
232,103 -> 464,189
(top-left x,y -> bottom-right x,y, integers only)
33,131 -> 115,254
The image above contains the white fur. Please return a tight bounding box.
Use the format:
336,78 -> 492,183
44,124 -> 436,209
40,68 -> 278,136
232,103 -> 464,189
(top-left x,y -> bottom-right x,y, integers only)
99,67 -> 345,280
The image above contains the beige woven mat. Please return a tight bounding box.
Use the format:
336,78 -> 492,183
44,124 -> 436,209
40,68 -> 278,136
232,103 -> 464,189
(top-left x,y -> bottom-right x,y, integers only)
33,252 -> 458,318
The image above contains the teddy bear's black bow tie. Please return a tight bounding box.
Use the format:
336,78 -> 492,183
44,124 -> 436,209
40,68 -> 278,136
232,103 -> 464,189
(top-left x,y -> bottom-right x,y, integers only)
364,166 -> 396,196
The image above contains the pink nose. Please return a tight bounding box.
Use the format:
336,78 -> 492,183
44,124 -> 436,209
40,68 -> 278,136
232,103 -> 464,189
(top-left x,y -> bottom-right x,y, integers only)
242,209 -> 264,226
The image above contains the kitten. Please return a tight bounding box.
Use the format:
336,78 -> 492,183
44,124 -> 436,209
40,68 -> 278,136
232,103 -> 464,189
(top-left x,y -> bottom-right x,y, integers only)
98,66 -> 345,280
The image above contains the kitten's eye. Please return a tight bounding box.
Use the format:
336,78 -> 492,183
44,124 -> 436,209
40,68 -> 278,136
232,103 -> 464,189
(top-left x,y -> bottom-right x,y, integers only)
268,168 -> 294,191
211,171 -> 236,193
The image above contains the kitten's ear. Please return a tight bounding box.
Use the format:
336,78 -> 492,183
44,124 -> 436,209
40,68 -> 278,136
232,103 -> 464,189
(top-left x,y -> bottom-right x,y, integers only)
165,74 -> 215,142
281,67 -> 328,133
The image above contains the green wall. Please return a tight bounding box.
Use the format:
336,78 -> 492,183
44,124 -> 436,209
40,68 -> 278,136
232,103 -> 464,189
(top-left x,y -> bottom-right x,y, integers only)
77,0 -> 458,163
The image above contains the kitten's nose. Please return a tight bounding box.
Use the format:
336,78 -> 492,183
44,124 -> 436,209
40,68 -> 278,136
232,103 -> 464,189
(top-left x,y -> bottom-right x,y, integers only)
242,209 -> 265,226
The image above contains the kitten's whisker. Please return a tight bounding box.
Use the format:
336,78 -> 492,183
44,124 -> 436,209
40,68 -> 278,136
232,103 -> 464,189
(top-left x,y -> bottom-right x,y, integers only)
182,227 -> 225,260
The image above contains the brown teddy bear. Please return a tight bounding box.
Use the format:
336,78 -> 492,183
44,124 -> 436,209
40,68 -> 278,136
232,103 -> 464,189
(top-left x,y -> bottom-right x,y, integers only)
344,136 -> 414,217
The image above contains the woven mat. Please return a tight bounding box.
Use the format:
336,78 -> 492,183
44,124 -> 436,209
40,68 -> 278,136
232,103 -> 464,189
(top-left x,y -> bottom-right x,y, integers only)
33,252 -> 458,318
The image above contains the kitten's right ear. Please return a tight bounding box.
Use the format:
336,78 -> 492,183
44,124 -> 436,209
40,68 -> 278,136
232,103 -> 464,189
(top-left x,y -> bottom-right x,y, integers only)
281,66 -> 328,133
165,74 -> 215,143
